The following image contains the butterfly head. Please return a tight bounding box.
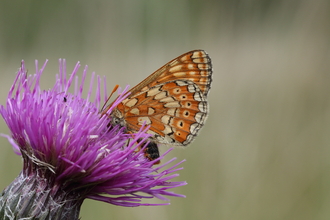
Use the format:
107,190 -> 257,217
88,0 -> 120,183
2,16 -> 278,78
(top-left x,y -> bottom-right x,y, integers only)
109,108 -> 127,130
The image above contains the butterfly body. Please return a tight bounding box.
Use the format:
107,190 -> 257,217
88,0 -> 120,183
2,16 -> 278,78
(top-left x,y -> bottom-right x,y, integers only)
143,141 -> 160,162
106,50 -> 212,161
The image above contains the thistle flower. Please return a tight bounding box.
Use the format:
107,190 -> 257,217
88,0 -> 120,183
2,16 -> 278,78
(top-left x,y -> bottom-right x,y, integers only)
0,60 -> 186,220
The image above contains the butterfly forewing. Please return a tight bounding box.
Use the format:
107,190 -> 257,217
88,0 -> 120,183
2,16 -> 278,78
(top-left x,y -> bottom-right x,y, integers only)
126,50 -> 212,98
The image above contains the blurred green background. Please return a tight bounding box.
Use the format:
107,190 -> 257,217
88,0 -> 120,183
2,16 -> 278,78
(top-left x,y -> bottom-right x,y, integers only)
1,1 -> 330,219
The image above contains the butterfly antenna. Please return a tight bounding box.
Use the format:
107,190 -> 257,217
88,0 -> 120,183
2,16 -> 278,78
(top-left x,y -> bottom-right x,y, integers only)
100,84 -> 119,113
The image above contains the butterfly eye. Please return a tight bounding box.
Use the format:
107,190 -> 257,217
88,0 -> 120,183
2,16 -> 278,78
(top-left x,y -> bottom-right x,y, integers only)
111,117 -> 125,127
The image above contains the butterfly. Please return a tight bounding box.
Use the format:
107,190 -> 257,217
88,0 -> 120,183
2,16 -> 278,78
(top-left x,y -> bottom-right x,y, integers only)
102,50 -> 212,162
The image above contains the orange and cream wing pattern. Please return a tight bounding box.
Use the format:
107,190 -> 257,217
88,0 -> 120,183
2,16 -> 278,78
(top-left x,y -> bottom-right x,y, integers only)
110,50 -> 212,146
126,50 -> 212,99
116,80 -> 208,146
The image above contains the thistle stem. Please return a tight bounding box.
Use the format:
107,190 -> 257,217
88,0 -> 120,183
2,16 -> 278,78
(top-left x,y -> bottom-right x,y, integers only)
0,171 -> 82,220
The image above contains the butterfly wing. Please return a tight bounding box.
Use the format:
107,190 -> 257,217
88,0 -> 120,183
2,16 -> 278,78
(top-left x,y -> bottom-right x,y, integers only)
108,49 -> 212,148
126,50 -> 212,98
116,80 -> 208,146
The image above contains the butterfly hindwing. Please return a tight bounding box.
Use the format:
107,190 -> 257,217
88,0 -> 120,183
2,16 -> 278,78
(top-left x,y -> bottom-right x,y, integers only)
117,80 -> 208,146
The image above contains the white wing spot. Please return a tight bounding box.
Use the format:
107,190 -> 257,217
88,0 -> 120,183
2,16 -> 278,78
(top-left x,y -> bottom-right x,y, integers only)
155,91 -> 167,100
130,108 -> 140,115
190,123 -> 201,133
200,70 -> 208,76
192,51 -> 203,59
188,64 -> 195,69
160,96 -> 176,103
161,115 -> 171,124
169,65 -> 183,73
183,134 -> 195,145
167,108 -> 177,116
162,134 -> 176,144
188,71 -> 198,76
147,87 -> 161,97
198,102 -> 208,112
162,124 -> 173,135
194,92 -> 203,101
175,80 -> 188,86
195,112 -> 206,123
164,101 -> 181,108
148,107 -> 155,115
198,63 -> 209,70
125,98 -> 138,107
188,84 -> 197,93
138,117 -> 151,125
194,58 -> 207,63
173,72 -> 187,77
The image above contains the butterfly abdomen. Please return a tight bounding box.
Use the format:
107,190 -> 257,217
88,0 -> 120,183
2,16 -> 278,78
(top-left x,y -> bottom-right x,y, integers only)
144,141 -> 160,163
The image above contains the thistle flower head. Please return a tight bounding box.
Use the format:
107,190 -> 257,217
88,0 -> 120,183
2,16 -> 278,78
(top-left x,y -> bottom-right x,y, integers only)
0,60 -> 186,219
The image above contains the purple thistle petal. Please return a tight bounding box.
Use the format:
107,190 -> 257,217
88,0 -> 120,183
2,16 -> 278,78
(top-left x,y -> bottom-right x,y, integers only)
0,59 -> 187,209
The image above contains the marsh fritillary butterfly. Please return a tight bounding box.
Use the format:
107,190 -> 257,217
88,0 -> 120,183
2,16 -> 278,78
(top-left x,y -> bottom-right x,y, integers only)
103,50 -> 212,162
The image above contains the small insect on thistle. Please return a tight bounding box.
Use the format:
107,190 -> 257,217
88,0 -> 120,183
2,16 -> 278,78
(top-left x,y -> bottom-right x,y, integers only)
101,50 -> 213,163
